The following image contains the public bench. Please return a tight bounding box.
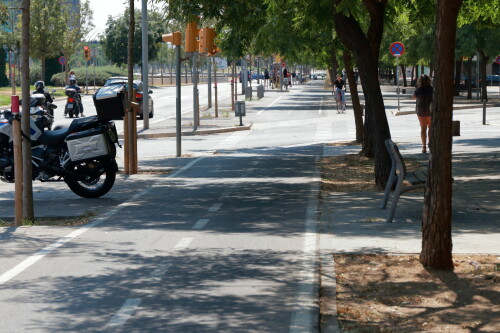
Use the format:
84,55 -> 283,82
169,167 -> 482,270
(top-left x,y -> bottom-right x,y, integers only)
379,139 -> 427,223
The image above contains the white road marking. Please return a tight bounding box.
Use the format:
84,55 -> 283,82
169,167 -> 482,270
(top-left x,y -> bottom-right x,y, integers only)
174,237 -> 193,249
106,298 -> 142,328
257,95 -> 283,115
0,158 -> 205,286
192,219 -> 210,230
149,264 -> 172,283
289,159 -> 320,333
208,203 -> 223,213
318,96 -> 324,115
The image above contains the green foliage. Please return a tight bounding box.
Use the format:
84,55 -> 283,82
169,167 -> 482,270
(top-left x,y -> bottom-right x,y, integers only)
50,66 -> 128,86
45,57 -> 61,84
0,48 -> 9,87
30,0 -> 64,62
101,9 -> 164,66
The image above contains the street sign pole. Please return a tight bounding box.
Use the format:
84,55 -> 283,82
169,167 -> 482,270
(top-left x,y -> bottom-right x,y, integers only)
396,55 -> 400,110
390,42 -> 405,111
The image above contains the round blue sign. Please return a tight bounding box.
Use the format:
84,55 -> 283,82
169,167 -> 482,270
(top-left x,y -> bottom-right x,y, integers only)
390,42 -> 405,57
58,56 -> 65,65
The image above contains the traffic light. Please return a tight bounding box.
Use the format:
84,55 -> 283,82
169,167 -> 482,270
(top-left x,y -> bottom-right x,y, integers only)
185,22 -> 199,53
210,45 -> 221,56
198,28 -> 215,54
162,31 -> 182,45
83,46 -> 91,61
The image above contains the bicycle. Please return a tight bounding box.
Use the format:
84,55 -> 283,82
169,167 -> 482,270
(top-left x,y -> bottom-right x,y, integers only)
335,88 -> 346,113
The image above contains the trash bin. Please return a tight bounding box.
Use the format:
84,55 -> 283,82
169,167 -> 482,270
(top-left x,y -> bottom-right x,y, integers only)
245,86 -> 252,100
235,101 -> 246,117
93,85 -> 126,120
257,85 -> 264,99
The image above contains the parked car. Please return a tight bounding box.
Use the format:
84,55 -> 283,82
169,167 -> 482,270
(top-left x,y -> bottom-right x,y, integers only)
251,73 -> 265,80
96,77 -> 154,119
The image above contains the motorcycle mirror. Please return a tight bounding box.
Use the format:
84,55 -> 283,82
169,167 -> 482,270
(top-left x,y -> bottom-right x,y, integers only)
148,90 -> 153,94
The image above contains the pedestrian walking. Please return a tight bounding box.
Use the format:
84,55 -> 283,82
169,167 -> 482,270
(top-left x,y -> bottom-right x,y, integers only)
412,74 -> 433,153
264,69 -> 270,86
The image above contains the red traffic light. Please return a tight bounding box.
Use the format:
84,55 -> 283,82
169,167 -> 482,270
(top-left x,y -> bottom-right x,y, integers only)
83,45 -> 89,51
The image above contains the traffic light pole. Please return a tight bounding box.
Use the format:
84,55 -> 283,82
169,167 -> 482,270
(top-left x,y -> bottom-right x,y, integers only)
175,45 -> 182,157
193,53 -> 200,129
85,60 -> 89,94
207,59 -> 212,109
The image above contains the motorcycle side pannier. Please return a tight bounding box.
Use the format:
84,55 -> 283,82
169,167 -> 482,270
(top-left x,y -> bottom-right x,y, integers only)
93,85 -> 126,121
65,126 -> 114,162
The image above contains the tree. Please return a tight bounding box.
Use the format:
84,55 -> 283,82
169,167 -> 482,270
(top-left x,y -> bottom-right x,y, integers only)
0,48 -> 9,86
420,0 -> 463,269
331,0 -> 392,188
21,0 -> 34,220
59,0 -> 93,84
30,0 -> 64,81
102,9 -> 163,67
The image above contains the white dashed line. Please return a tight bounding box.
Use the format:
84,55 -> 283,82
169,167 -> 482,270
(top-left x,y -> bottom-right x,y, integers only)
192,219 -> 210,230
149,264 -> 172,283
208,203 -> 223,213
174,237 -> 194,249
106,298 -> 142,328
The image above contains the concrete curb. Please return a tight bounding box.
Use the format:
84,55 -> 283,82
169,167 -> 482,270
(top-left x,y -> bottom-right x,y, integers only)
118,123 -> 253,139
392,103 -> 500,116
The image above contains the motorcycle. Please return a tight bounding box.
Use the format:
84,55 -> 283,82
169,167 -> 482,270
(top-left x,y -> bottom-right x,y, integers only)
30,93 -> 55,130
0,110 -> 121,198
64,87 -> 83,118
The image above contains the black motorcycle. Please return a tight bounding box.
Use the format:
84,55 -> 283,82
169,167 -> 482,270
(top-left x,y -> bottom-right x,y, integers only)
64,88 -> 83,118
0,111 -> 120,198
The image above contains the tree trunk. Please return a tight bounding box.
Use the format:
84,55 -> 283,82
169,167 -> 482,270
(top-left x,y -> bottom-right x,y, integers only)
333,0 -> 391,187
420,0 -> 462,270
479,51 -> 488,102
465,58 -> 472,99
401,65 -> 407,87
343,49 -> 363,142
454,59 -> 462,96
21,0 -> 34,220
41,56 -> 46,81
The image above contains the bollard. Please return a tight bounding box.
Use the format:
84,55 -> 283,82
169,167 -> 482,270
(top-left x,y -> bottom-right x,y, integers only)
257,85 -> 264,99
245,86 -> 252,100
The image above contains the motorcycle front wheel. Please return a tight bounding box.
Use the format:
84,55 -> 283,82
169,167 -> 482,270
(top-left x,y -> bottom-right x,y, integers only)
65,159 -> 117,198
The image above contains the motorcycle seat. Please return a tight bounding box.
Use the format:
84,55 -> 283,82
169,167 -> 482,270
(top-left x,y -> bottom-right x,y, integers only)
38,127 -> 70,146
38,116 -> 99,146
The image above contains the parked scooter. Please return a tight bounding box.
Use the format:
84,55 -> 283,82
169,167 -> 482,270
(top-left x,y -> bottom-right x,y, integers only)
0,110 -> 120,198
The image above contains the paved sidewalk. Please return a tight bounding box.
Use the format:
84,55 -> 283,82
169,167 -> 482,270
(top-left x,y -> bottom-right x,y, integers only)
320,85 -> 500,256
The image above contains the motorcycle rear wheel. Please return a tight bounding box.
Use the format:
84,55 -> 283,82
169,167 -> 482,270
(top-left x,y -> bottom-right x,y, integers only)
65,159 -> 117,198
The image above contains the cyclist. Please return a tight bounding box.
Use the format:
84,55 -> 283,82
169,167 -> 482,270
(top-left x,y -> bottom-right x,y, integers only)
334,74 -> 346,111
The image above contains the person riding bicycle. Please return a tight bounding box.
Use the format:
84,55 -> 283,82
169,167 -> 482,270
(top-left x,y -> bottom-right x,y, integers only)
334,74 -> 346,111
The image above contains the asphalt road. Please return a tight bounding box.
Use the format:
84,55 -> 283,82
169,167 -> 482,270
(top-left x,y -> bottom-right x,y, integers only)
0,80 -> 344,332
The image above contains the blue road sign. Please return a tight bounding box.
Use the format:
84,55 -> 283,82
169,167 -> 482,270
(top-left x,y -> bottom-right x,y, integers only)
390,42 -> 405,57
58,56 -> 66,65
